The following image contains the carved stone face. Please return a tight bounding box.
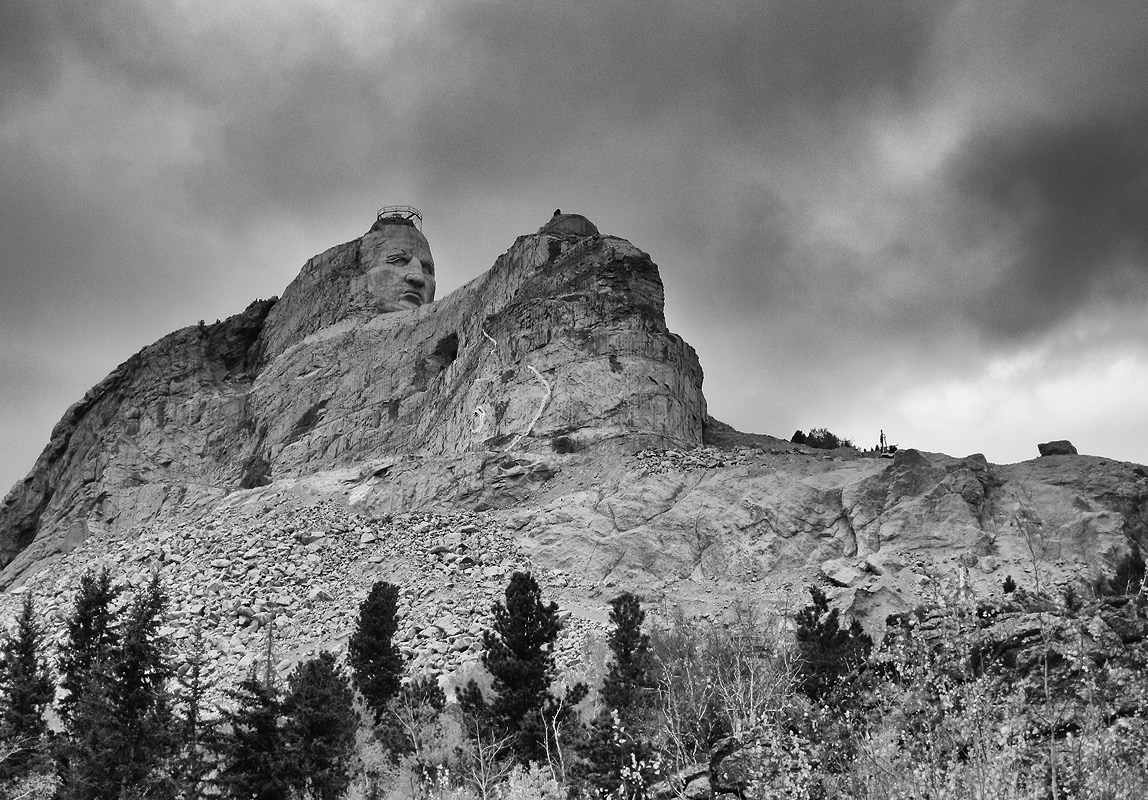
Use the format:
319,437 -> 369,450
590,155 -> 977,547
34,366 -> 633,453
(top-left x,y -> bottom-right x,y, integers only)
361,222 -> 436,312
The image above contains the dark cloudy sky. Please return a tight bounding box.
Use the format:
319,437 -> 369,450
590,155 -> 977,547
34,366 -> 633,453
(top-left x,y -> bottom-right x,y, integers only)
3,1 -> 1148,494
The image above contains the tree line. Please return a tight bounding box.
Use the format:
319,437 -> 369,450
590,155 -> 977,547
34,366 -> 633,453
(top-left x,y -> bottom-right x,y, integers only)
0,560 -> 880,800
8,559 -> 1135,798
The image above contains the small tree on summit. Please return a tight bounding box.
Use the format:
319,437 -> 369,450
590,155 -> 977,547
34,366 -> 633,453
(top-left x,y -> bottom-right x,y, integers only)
804,428 -> 853,450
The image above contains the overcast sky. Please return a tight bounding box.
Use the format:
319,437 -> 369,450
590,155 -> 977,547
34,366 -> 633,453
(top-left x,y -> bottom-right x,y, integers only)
3,1 -> 1147,494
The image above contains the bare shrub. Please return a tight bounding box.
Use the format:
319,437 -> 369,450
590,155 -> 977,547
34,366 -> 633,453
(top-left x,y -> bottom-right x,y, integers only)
651,603 -> 801,797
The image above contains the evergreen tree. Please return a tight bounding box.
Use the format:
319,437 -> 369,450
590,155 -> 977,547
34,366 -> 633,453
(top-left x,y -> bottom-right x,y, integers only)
284,653 -> 359,800
58,568 -> 121,724
794,585 -> 872,702
174,626 -> 211,800
598,593 -> 656,721
400,674 -> 446,713
58,662 -> 121,800
213,669 -> 294,800
348,581 -> 404,724
55,568 -> 122,799
458,571 -> 581,765
0,592 -> 54,780
110,574 -> 176,798
579,592 -> 659,799
56,574 -> 177,800
388,674 -> 448,762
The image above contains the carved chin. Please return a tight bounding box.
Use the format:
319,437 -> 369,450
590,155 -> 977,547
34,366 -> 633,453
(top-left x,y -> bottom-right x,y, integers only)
376,293 -> 424,313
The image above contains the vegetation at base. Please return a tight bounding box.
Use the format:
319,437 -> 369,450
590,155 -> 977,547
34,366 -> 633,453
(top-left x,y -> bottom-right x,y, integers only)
212,668 -> 294,800
793,585 -> 872,702
457,571 -> 588,767
0,593 -> 52,782
284,653 -> 359,800
576,591 -> 658,798
348,581 -> 403,725
2,564 -> 1147,799
57,568 -> 121,727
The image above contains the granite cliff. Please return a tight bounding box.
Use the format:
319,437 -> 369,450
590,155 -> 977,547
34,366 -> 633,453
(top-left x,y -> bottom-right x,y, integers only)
1,211 -> 1147,684
0,212 -> 705,585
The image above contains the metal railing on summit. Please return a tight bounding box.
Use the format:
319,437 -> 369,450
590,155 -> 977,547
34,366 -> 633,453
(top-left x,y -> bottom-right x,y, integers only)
375,205 -> 423,229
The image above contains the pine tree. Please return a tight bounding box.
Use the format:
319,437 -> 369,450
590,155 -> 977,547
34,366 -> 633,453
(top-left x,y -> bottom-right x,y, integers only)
110,573 -> 176,798
0,592 -> 54,781
213,669 -> 294,800
348,581 -> 404,724
283,653 -> 359,800
174,626 -> 211,800
391,674 -> 447,764
401,674 -> 446,713
55,567 -> 122,799
794,585 -> 872,702
58,662 -> 121,800
58,568 -> 121,724
579,592 -> 659,799
459,571 -> 580,765
56,573 -> 177,800
598,593 -> 656,722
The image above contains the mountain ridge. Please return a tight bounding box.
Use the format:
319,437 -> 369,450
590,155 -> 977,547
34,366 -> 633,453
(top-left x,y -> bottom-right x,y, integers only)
2,212 -> 1145,663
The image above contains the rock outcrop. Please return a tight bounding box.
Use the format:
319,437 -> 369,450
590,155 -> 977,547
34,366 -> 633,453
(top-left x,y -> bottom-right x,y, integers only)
497,445 -> 1148,633
0,213 -> 705,586
1,210 -> 1146,682
1039,439 -> 1079,456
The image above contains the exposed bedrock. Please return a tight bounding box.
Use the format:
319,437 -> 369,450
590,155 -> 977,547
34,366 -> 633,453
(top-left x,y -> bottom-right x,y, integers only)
2,211 -> 1146,626
0,214 -> 705,586
504,447 -> 1147,629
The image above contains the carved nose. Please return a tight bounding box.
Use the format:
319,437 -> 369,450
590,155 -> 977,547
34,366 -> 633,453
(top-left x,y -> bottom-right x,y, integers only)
405,260 -> 426,287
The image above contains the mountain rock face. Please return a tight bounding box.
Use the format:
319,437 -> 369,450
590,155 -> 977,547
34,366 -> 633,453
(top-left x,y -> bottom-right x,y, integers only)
0,212 -> 705,586
506,445 -> 1148,633
1,211 -> 1146,682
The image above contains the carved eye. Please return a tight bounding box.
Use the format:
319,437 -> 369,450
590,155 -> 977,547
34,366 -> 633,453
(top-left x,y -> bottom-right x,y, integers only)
385,252 -> 410,265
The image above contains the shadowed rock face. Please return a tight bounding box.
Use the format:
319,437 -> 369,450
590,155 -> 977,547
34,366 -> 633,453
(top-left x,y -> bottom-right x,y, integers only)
0,213 -> 706,585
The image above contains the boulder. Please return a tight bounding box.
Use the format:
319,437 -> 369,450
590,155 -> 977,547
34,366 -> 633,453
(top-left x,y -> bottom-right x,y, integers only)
820,558 -> 867,588
1038,440 -> 1078,456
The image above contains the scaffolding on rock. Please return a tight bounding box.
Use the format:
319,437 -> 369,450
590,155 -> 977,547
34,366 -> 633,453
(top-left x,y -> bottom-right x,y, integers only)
375,205 -> 423,230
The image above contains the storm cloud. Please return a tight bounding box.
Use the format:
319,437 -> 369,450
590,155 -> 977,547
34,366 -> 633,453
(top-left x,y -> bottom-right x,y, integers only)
3,0 -> 1147,494
953,111 -> 1148,338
